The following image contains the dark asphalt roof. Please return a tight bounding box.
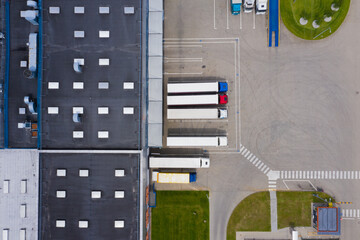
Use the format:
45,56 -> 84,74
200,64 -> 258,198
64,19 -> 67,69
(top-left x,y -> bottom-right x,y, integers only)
41,0 -> 141,149
40,153 -> 139,240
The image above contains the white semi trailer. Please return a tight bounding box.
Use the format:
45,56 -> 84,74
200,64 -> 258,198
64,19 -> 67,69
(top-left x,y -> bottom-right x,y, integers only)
167,108 -> 228,119
149,157 -> 210,168
166,136 -> 228,147
167,82 -> 228,94
167,94 -> 228,106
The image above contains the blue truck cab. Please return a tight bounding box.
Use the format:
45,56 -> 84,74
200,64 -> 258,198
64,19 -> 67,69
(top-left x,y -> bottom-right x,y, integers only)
231,0 -> 242,15
218,82 -> 228,92
189,173 -> 197,182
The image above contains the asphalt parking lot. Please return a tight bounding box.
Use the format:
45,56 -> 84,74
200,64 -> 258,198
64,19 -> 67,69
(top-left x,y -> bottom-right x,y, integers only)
163,0 -> 360,239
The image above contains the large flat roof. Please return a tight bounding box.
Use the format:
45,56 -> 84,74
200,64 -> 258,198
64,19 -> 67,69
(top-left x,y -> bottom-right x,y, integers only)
40,153 -> 139,240
7,0 -> 38,148
40,0 -> 142,149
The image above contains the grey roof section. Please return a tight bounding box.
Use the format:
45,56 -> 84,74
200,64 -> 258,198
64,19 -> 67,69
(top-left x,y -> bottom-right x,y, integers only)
147,0 -> 163,147
0,149 -> 39,239
40,153 -> 139,240
318,207 -> 337,231
148,102 -> 163,123
148,56 -> 163,79
41,0 -> 141,150
149,0 -> 163,12
148,124 -> 163,147
148,78 -> 163,101
148,12 -> 163,34
148,34 -> 163,56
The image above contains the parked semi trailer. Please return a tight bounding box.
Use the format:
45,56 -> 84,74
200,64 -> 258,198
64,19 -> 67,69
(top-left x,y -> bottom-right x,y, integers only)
167,108 -> 228,119
149,157 -> 210,168
167,136 -> 228,147
167,94 -> 228,106
152,171 -> 197,183
167,82 -> 228,94
256,0 -> 267,14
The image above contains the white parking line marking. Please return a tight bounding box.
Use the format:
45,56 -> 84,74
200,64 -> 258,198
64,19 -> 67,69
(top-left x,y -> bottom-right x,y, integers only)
213,0 -> 216,29
351,171 -> 354,179
346,209 -> 349,217
226,0 -> 229,29
299,171 -> 302,179
310,171 -> 313,179
164,72 -> 203,75
240,11 -> 242,29
253,10 -> 256,29
336,171 -> 339,179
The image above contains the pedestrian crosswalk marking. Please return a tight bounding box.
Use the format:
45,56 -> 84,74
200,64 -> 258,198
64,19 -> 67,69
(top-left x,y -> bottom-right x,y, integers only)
343,208 -> 360,219
278,170 -> 360,180
239,145 -> 272,175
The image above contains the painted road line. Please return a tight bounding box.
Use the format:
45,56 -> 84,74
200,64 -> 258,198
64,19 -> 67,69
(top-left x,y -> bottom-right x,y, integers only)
258,162 -> 264,169
244,151 -> 250,158
255,161 -> 261,167
240,146 -> 244,152
247,153 -> 253,160
241,148 -> 247,154
264,167 -> 270,174
261,164 -> 267,172
213,0 -> 216,29
226,0 -> 229,29
269,181 -> 276,185
253,158 -> 259,165
250,155 -> 256,163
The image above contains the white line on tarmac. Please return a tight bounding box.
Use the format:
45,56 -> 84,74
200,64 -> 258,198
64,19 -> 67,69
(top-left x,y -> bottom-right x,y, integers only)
240,13 -> 242,29
164,45 -> 203,48
253,10 -> 256,29
164,72 -> 203,75
213,0 -> 217,29
226,0 -> 230,29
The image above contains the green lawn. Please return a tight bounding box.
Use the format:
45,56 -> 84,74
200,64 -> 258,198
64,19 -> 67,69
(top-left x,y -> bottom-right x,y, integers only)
151,191 -> 209,240
280,0 -> 350,40
227,192 -> 271,240
277,191 -> 334,229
